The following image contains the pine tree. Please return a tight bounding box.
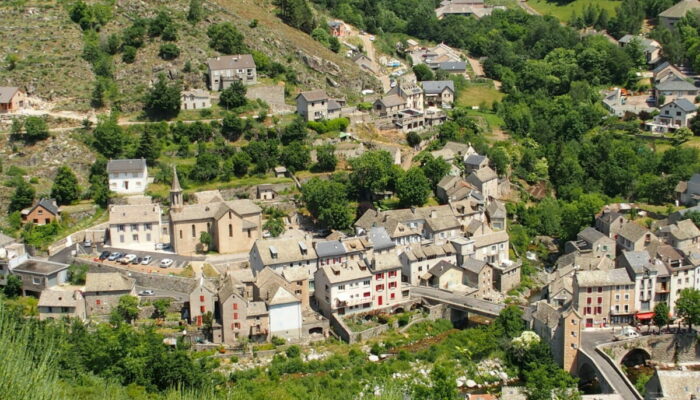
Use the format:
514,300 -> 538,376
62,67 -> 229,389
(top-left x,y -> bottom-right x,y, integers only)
144,73 -> 181,119
9,179 -> 35,213
135,129 -> 161,165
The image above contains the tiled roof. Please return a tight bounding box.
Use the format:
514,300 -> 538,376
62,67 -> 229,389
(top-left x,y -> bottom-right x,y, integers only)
109,203 -> 161,224
618,222 -> 649,242
252,237 -> 317,266
207,54 -> 255,70
315,240 -> 347,258
0,87 -> 20,103
659,0 -> 700,19
84,272 -> 134,292
297,89 -> 329,102
38,289 -> 80,308
422,80 -> 455,94
268,286 -> 299,306
107,159 -> 147,173
575,268 -> 632,287
319,260 -> 371,284
656,78 -> 697,91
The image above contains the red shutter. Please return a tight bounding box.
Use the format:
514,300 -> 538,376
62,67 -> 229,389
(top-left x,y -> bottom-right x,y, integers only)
200,295 -> 205,302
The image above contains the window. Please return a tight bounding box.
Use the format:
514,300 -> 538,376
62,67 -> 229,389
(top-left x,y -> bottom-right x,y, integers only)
363,280 -> 370,286
390,293 -> 395,300
200,295 -> 205,302
376,273 -> 384,279
338,285 -> 345,290
179,230 -> 183,239
192,225 -> 196,237
118,225 -> 125,232
587,297 -> 592,304
132,234 -> 138,241
200,306 -> 205,313
234,323 -> 240,329
145,223 -> 151,231
597,297 -> 602,304
234,313 -> 238,319
597,287 -> 603,293
229,224 -> 233,237
32,277 -> 42,285
96,299 -> 101,305
376,284 -> 384,291
364,292 -> 370,297
389,271 -> 397,277
587,287 -> 592,293
131,224 -> 138,232
233,303 -> 238,310
389,282 -> 397,289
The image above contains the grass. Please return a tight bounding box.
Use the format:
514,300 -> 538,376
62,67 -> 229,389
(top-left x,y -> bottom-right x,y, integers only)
527,0 -> 619,22
202,263 -> 220,278
455,82 -> 504,108
146,176 -> 294,199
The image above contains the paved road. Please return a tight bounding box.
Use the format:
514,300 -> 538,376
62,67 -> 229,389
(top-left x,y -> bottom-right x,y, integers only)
580,330 -> 642,400
410,286 -> 505,317
517,0 -> 541,15
135,286 -> 188,302
51,243 -> 201,269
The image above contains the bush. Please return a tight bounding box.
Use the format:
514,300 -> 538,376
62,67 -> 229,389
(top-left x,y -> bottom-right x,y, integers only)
122,46 -> 137,63
271,336 -> 286,346
370,342 -> 383,355
398,313 -> 411,327
285,345 -> 301,358
158,43 -> 180,60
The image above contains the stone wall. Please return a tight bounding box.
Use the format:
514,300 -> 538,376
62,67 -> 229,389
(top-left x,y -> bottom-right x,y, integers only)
599,332 -> 700,365
78,258 -> 195,294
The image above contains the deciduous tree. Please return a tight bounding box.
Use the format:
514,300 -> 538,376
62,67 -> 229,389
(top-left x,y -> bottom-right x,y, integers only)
51,166 -> 80,205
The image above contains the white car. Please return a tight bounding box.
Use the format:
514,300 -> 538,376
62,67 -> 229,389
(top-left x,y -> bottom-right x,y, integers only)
614,326 -> 640,341
141,255 -> 152,265
160,258 -> 174,268
120,254 -> 137,264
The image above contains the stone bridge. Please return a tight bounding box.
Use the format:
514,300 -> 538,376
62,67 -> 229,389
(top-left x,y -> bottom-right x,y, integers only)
409,286 -> 505,322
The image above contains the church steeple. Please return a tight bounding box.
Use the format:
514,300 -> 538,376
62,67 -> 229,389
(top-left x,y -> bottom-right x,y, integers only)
170,165 -> 183,211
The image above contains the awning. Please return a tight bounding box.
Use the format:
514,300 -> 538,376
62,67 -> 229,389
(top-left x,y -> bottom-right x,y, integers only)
635,312 -> 655,320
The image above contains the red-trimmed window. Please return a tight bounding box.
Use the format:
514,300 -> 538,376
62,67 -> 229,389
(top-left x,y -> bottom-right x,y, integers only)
587,297 -> 592,304
587,287 -> 592,293
233,303 -> 238,310
234,323 -> 240,329
200,295 -> 205,302
234,312 -> 238,320
390,293 -> 395,300
376,284 -> 384,291
364,292 -> 370,297
597,297 -> 603,304
96,299 -> 101,305
375,273 -> 384,280
200,306 -> 205,313
389,282 -> 397,289
389,271 -> 397,277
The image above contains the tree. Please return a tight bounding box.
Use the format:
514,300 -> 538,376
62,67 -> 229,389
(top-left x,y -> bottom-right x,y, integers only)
690,115 -> 700,137
24,116 -> 49,142
412,64 -> 435,81
349,150 -> 393,199
207,23 -> 246,54
152,298 -> 171,320
406,131 -> 421,147
68,263 -> 89,285
264,217 -> 285,237
135,129 -> 161,166
420,154 -> 451,189
314,144 -> 337,172
9,178 -> 35,213
494,305 -> 525,339
277,0 -> 316,33
199,231 -> 212,252
675,288 -> 700,331
653,302 -> 670,333
144,73 -> 181,119
318,202 -> 353,230
93,114 -> 126,158
219,81 -> 247,109
122,46 -> 137,63
190,151 -> 220,182
673,127 -> 692,145
397,168 -> 431,207
281,142 -> 310,172
187,0 -> 203,23
114,295 -> 139,324
414,361 -> 456,400
221,113 -> 245,141
158,43 -> 180,60
51,166 -> 80,205
301,177 -> 353,229
3,275 -> 22,298
281,116 -> 308,144
229,151 -> 252,177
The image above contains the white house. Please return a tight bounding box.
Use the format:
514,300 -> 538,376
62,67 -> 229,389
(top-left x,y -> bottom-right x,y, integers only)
647,98 -> 698,133
314,260 -> 373,317
267,286 -> 302,339
107,159 -> 148,194
207,54 -> 257,91
108,202 -> 163,249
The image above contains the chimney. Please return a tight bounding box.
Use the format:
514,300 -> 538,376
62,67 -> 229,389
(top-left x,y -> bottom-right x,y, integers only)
431,209 -> 437,219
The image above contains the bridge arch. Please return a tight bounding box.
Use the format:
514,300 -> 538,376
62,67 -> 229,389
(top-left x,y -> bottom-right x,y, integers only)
578,361 -> 602,394
620,348 -> 651,368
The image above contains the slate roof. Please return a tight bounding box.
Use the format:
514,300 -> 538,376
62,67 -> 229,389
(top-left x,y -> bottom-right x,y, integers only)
659,0 -> 700,19
621,250 -> 655,274
170,199 -> 261,222
427,260 -> 461,278
297,89 -> 329,102
368,227 -> 395,251
618,222 -> 649,242
109,203 -> 161,224
319,260 -> 371,284
647,370 -> 700,399
218,275 -> 245,301
107,159 -> 147,173
372,251 -> 402,272
252,238 -> 317,266
575,268 -> 632,287
38,290 -> 80,308
531,300 -> 561,330
471,230 -> 509,248
84,272 -> 135,292
27,198 -> 59,216
315,240 -> 347,258
467,166 -> 498,183
376,94 -> 406,108
248,301 -> 268,316
438,61 -> 467,71
465,153 -> 487,166
577,227 -> 608,244
207,54 -> 255,70
598,210 -> 624,224
656,78 -> 697,91
182,89 -> 210,98
485,201 -> 506,219
0,87 -> 20,103
669,97 -> 698,112
669,219 -> 700,241
13,259 -> 68,275
0,232 -> 15,248
422,80 -> 455,94
463,257 -> 488,274
268,286 -> 299,306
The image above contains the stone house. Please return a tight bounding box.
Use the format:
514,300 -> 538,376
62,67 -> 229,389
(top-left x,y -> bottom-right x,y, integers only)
314,260 -> 373,317
653,79 -> 699,107
653,62 -> 687,85
108,202 -> 162,249
0,236 -> 28,286
181,89 -> 211,110
12,259 -> 69,296
187,277 -> 217,326
249,238 -> 318,285
421,260 -> 464,290
169,170 -> 262,256
655,245 -> 697,316
218,275 -> 269,345
400,242 -> 457,286
38,289 -> 86,321
327,20 -> 348,37
648,98 -> 698,133
21,198 -> 60,226
492,260 -> 521,293
659,0 -> 700,29
437,61 -> 467,74
530,301 -> 582,373
462,258 -> 493,296
658,219 -> 700,253
387,81 -> 424,111
644,370 -> 700,399
295,90 -> 341,121
373,94 -> 406,117
465,153 -> 489,174
618,35 -> 661,64
422,80 -> 455,108
674,174 -> 700,206
485,201 -> 506,231
466,167 -> 499,199
566,227 -> 616,259
207,54 -> 256,90
83,272 -> 136,316
616,222 -> 657,253
572,268 -> 635,327
107,158 -> 148,195
0,87 -> 27,113
256,184 -> 277,201
618,250 -> 668,314
436,175 -> 478,203
370,251 -> 404,308
595,210 -> 627,238
267,286 -> 303,339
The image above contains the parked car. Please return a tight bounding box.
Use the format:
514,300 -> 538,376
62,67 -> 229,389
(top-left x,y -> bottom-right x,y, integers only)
138,290 -> 155,296
107,252 -> 122,261
83,240 -> 92,247
155,243 -> 171,251
134,257 -> 142,265
120,254 -> 137,264
141,255 -> 152,265
614,326 -> 640,341
98,251 -> 110,261
160,258 -> 174,268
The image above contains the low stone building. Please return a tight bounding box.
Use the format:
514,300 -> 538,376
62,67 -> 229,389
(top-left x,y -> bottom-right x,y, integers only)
295,90 -> 341,121
38,289 -> 86,321
83,272 -> 136,316
0,87 -> 27,113
181,89 -> 211,110
12,259 -> 69,296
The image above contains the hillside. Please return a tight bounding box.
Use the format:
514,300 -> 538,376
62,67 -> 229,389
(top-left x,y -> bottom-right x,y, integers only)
0,0 -> 378,112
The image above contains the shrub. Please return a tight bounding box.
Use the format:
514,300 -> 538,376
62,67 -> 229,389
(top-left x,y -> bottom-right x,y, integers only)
370,342 -> 383,355
285,345 -> 301,358
271,336 -> 286,346
122,46 -> 137,63
398,313 -> 411,327
159,43 -> 180,60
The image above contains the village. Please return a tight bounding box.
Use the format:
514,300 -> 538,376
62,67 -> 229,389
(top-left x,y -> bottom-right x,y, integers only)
2,0 -> 700,399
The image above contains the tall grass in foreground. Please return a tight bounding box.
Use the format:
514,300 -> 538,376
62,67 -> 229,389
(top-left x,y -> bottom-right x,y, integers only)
0,304 -> 64,400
